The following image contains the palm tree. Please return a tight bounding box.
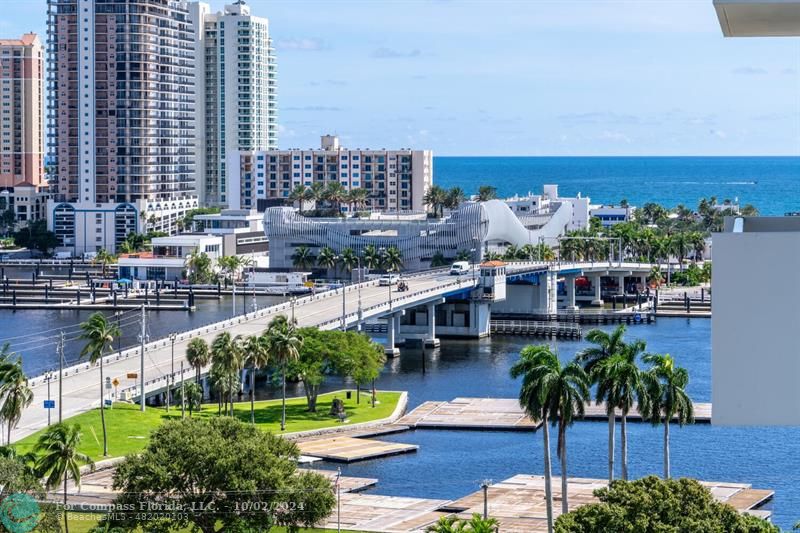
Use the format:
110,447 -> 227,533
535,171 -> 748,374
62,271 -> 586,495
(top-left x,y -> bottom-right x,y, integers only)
642,353 -> 694,479
93,248 -> 116,277
552,359 -> 589,515
317,246 -> 339,276
211,332 -> 243,417
185,337 -> 210,414
576,325 -> 627,483
34,423 -> 94,533
509,345 -> 574,533
288,184 -> 308,214
477,185 -> 497,201
593,339 -> 650,481
424,515 -> 465,533
648,265 -> 663,288
347,188 -> 369,213
309,181 -> 326,209
324,182 -> 347,213
78,312 -> 119,457
265,315 -> 302,431
362,244 -> 381,270
445,187 -> 465,211
0,361 -> 33,445
242,334 -> 270,424
291,245 -> 315,270
423,185 -> 448,217
340,247 -> 359,273
483,251 -> 501,262
382,246 -> 403,272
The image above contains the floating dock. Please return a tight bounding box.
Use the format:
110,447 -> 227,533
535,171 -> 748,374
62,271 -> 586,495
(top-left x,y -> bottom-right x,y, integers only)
296,435 -> 418,463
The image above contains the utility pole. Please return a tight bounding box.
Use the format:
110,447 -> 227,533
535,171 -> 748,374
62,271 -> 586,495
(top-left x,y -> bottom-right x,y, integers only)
232,273 -> 236,317
58,331 -> 64,423
341,282 -> 346,331
168,332 -> 176,412
180,360 -> 185,419
115,311 -> 122,355
46,373 -> 51,426
336,468 -> 342,533
139,304 -> 146,412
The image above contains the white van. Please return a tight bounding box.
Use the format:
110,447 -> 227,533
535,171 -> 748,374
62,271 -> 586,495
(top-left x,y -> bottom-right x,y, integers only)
449,261 -> 470,275
54,251 -> 72,260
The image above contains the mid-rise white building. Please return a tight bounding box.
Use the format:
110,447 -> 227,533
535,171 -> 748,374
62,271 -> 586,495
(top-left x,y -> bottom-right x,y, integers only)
230,135 -> 433,213
189,1 -> 277,208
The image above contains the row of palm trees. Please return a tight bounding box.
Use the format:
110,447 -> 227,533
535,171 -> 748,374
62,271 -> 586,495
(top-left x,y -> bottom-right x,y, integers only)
482,243 -> 555,263
0,344 -> 34,445
292,244 -> 403,275
185,315 -> 301,430
511,324 -> 694,532
288,182 -> 370,214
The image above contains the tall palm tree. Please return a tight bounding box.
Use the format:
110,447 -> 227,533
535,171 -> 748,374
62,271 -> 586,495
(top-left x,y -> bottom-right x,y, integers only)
423,185 -> 448,217
317,246 -> 339,276
593,339 -> 650,481
445,187 -> 465,211
291,245 -> 315,270
211,332 -> 243,417
265,315 -> 302,431
288,184 -> 308,214
576,325 -> 627,483
324,182 -> 347,213
642,353 -> 694,479
242,334 -> 270,424
477,185 -> 497,201
92,248 -> 116,277
382,246 -> 403,272
309,181 -> 326,209
552,359 -> 589,515
78,312 -> 119,457
362,244 -> 381,270
340,247 -> 359,273
34,423 -> 94,533
185,337 -> 210,414
0,361 -> 33,445
510,345 -> 563,533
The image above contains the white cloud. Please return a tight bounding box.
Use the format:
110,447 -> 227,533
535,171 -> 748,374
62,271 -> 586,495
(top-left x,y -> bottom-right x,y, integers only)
276,38 -> 328,51
599,130 -> 632,143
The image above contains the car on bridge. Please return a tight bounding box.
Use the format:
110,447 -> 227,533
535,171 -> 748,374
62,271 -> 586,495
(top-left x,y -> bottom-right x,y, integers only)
379,273 -> 400,286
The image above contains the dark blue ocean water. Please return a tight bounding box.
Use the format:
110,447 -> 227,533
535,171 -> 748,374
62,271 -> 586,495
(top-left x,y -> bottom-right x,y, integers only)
434,156 -> 800,215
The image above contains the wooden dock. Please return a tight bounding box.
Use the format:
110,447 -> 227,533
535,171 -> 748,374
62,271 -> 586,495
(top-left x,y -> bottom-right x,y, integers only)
296,435 -> 418,463
316,474 -> 772,532
397,398 -> 711,430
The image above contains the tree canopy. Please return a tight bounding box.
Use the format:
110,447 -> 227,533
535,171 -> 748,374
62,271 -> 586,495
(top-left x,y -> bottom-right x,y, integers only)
554,476 -> 778,533
105,417 -> 335,533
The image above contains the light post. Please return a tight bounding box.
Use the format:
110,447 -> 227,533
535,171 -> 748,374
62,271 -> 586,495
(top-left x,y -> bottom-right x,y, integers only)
480,479 -> 492,519
46,372 -> 52,426
355,256 -> 363,330
168,332 -> 176,412
115,310 -> 122,355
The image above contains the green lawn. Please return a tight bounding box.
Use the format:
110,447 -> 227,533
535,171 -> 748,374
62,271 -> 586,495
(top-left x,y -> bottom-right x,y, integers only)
16,390 -> 401,460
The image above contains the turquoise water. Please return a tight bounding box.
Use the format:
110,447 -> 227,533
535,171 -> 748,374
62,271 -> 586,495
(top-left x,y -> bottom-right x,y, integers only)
435,156 -> 800,215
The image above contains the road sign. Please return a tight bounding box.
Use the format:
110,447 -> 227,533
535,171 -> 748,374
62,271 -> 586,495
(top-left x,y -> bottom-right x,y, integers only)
112,378 -> 120,387
127,373 -> 138,379
43,400 -> 55,409
104,400 -> 112,406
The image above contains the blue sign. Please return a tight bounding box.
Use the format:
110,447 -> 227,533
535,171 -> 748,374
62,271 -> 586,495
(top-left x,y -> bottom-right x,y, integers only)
43,400 -> 55,409
104,400 -> 113,406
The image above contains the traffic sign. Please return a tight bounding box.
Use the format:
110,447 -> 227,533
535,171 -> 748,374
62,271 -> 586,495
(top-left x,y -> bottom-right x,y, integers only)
43,400 -> 55,409
112,378 -> 120,387
127,373 -> 138,379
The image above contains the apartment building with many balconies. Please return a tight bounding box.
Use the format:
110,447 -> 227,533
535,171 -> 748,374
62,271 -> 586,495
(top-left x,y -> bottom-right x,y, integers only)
229,135 -> 433,213
46,0 -> 198,252
189,1 -> 277,208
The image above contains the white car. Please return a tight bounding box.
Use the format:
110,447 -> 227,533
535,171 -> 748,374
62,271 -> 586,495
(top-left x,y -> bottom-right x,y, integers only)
379,273 -> 400,286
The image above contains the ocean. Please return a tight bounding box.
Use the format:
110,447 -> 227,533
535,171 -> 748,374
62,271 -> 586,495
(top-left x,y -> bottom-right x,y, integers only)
434,156 -> 800,215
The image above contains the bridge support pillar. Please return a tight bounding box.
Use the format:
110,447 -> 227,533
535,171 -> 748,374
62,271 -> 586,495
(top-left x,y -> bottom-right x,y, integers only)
385,312 -> 401,357
536,271 -> 558,315
564,275 -> 578,311
617,275 -> 626,296
591,275 -> 604,307
425,302 -> 440,348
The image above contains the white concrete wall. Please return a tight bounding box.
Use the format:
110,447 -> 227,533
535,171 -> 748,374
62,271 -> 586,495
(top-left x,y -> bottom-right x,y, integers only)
712,231 -> 800,425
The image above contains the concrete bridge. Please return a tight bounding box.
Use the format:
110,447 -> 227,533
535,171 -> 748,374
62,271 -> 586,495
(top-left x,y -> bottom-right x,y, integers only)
10,260 -> 656,443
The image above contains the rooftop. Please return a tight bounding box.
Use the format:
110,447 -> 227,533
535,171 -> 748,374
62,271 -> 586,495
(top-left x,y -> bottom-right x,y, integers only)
714,0 -> 800,36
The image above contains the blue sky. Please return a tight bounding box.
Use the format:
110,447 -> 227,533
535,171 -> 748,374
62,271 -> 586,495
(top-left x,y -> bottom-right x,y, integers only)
4,0 -> 800,155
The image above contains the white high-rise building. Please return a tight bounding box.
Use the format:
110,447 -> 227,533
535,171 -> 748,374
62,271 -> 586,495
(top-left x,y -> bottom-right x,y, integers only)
189,1 -> 277,208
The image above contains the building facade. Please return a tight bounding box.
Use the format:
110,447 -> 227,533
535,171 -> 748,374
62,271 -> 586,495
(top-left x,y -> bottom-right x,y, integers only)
47,0 -> 198,248
230,135 -> 433,213
189,1 -> 276,208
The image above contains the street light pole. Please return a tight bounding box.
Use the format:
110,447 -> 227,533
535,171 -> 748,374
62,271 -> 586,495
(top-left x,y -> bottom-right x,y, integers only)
168,332 -> 176,412
480,479 -> 492,519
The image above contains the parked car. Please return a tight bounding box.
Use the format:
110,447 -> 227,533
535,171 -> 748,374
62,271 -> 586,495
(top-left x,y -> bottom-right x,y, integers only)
449,261 -> 470,275
379,273 -> 400,286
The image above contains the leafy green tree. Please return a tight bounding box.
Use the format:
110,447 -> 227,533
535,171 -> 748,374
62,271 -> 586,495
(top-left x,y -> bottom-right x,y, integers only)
13,220 -> 58,254
0,360 -> 33,445
430,250 -> 448,268
105,417 -> 335,533
291,244 -> 315,270
642,353 -> 694,479
576,325 -> 627,483
483,251 -> 502,262
455,249 -> 472,262
174,381 -> 203,415
290,328 -> 345,412
78,312 -> 119,457
477,185 -> 498,201
554,476 -> 779,533
343,332 -> 386,405
0,454 -> 61,532
503,244 -> 520,262
34,423 -> 94,533
185,251 -> 214,284
92,248 -> 117,276
186,337 -> 210,388
265,315 -> 302,430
